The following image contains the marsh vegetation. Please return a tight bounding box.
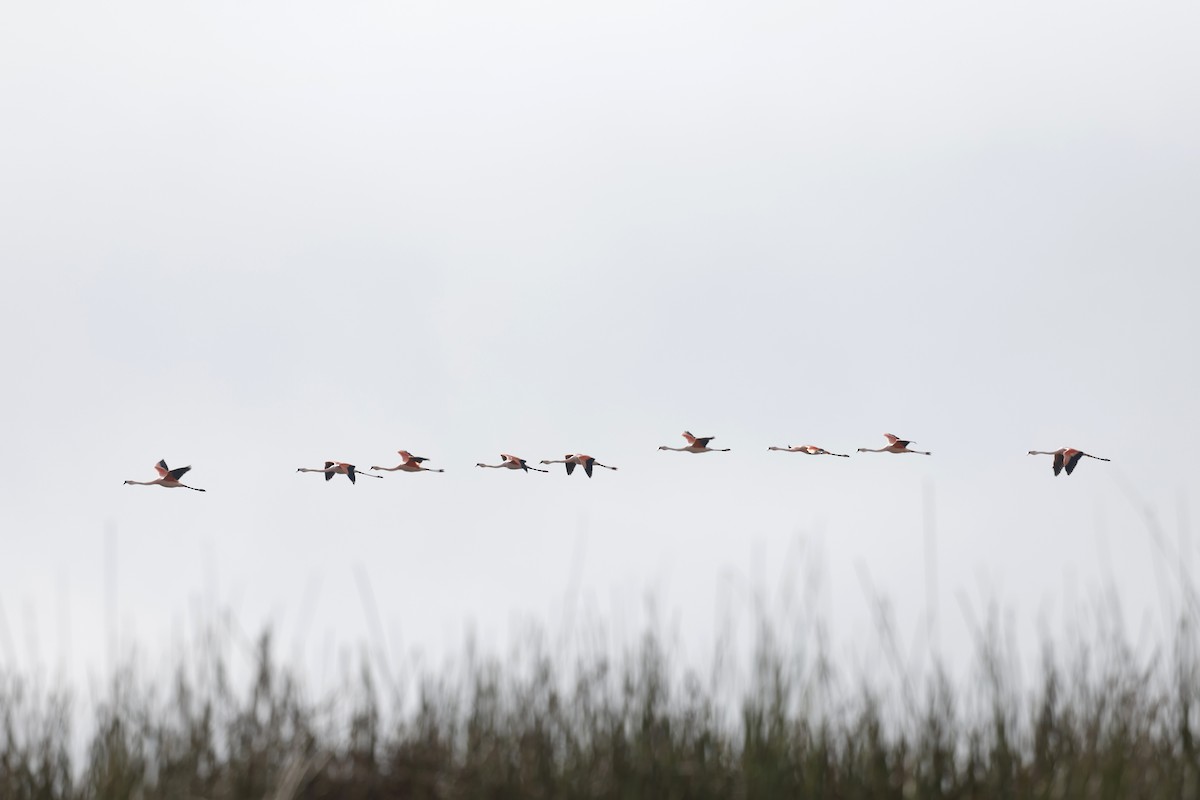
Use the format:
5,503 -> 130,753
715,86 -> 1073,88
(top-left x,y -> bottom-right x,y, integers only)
1,582 -> 1197,800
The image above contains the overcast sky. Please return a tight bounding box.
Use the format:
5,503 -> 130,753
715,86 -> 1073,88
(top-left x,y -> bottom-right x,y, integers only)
2,0 -> 1198,694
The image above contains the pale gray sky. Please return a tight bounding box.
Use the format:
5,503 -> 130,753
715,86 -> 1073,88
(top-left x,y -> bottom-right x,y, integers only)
2,0 -> 1199,692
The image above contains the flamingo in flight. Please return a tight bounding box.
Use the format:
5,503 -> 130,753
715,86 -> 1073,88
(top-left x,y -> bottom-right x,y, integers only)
296,461 -> 382,484
475,454 -> 548,473
540,454 -> 618,478
858,434 -> 931,455
371,450 -> 444,474
768,444 -> 850,457
659,431 -> 730,454
1028,447 -> 1110,476
124,460 -> 206,491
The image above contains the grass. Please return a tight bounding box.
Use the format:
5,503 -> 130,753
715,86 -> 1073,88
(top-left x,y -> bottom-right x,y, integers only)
0,593 -> 1197,800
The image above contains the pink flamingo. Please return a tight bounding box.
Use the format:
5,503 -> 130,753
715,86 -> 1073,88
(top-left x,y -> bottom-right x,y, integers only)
476,454 -> 548,473
371,450 -> 444,474
768,444 -> 850,457
1027,447 -> 1110,476
539,454 -> 618,478
658,431 -> 730,454
124,460 -> 206,492
296,461 -> 382,484
857,433 -> 931,456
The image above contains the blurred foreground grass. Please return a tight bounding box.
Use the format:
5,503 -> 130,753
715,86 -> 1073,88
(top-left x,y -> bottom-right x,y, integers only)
1,601 -> 1198,799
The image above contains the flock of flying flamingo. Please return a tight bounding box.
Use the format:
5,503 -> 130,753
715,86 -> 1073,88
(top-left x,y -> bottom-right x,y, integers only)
122,433 -> 1111,492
